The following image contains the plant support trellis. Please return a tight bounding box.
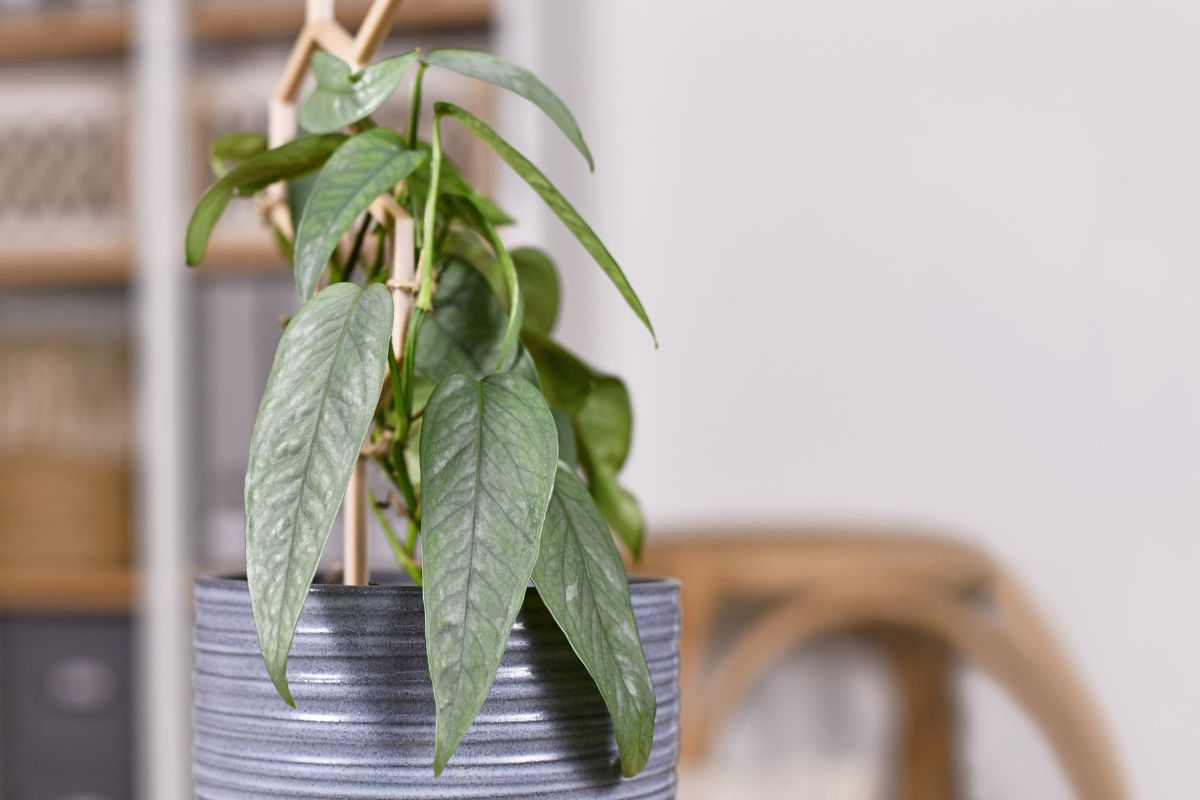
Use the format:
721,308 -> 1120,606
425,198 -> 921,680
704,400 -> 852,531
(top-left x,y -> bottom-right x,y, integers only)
266,0 -> 413,587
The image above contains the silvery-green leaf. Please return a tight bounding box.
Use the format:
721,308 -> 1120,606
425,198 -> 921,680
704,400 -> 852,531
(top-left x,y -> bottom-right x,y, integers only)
513,247 -> 559,335
420,373 -> 559,774
299,50 -> 420,134
244,282 -> 393,705
422,48 -> 593,170
185,134 -> 346,266
436,103 -> 655,344
293,128 -> 426,299
415,258 -> 508,381
533,466 -> 655,776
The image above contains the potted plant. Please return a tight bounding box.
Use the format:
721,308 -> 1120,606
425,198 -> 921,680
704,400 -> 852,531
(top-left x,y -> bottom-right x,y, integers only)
184,40 -> 679,799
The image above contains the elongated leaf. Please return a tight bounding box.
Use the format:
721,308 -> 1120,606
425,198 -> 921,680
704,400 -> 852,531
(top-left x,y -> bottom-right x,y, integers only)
299,50 -> 420,134
415,258 -> 508,381
185,134 -> 347,266
420,373 -> 559,774
244,283 -> 394,705
437,103 -> 655,343
209,131 -> 267,177
533,466 -> 655,775
422,48 -> 593,170
513,247 -> 559,335
293,128 -> 426,299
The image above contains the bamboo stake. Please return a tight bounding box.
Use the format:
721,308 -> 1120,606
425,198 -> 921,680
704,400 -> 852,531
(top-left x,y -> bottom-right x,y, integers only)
344,456 -> 369,585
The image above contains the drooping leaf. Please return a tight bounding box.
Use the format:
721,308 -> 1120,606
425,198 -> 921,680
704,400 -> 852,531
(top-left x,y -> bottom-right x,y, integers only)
244,283 -> 393,705
422,48 -> 593,170
209,131 -> 267,177
522,332 -> 593,413
436,103 -> 655,344
574,375 -> 632,473
523,333 -> 643,554
588,466 -> 645,559
415,258 -> 509,381
185,134 -> 347,266
533,466 -> 655,776
293,128 -> 426,299
420,373 -> 559,774
513,247 -> 559,335
298,50 -> 420,134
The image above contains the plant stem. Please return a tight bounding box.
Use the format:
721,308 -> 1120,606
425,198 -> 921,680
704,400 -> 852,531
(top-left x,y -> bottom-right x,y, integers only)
368,488 -> 422,585
415,116 -> 443,311
405,62 -> 428,149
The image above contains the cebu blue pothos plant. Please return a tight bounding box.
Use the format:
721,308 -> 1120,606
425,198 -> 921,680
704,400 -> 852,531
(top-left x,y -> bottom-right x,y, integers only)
185,48 -> 656,777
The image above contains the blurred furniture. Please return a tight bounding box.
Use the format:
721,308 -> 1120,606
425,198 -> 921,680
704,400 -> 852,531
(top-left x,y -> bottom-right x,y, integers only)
0,2 -> 495,797
639,531 -> 1128,800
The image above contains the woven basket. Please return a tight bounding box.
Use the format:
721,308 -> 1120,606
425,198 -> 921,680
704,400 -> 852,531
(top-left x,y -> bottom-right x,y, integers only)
0,339 -> 130,566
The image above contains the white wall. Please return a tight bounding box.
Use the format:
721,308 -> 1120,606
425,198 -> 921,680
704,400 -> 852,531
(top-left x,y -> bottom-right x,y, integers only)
499,1 -> 1200,797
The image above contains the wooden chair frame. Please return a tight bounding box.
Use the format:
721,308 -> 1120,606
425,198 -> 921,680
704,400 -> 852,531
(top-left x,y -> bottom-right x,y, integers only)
639,533 -> 1128,800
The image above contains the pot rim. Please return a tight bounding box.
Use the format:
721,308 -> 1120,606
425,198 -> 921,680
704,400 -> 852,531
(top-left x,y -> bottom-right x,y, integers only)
195,572 -> 681,594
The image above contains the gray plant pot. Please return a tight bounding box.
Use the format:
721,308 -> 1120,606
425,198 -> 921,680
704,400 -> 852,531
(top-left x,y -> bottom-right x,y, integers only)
193,575 -> 680,799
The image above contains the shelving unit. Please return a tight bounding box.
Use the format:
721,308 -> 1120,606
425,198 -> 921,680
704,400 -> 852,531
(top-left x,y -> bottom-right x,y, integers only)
0,237 -> 285,288
0,566 -> 135,613
0,0 -> 490,62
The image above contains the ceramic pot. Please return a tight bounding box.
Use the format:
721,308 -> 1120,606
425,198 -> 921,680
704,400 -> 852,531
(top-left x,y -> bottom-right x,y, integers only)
193,575 -> 680,798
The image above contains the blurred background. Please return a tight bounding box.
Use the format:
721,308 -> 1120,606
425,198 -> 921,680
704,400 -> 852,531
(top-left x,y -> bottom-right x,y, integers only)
0,0 -> 1196,797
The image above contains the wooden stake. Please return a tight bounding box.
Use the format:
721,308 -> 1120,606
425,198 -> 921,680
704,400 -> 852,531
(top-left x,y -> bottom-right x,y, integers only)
344,455 -> 369,585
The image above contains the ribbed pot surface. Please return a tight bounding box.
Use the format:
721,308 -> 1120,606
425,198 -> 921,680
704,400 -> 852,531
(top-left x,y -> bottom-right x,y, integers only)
193,575 -> 680,799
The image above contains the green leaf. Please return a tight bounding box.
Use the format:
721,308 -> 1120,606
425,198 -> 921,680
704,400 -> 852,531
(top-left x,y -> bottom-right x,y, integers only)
299,50 -> 420,134
415,258 -> 509,381
185,134 -> 347,266
533,466 -> 655,776
512,247 -> 559,335
522,332 -> 592,412
436,103 -> 655,344
293,128 -> 427,299
574,375 -> 632,472
523,333 -> 643,555
422,48 -> 593,170
588,467 -> 645,559
244,283 -> 394,705
420,373 -> 559,775
552,408 -> 577,468
209,131 -> 267,177
454,199 -> 523,369
286,171 -> 319,231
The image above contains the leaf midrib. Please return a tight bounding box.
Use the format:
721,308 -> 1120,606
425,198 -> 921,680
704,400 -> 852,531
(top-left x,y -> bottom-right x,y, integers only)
275,288 -> 364,650
448,380 -> 488,699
